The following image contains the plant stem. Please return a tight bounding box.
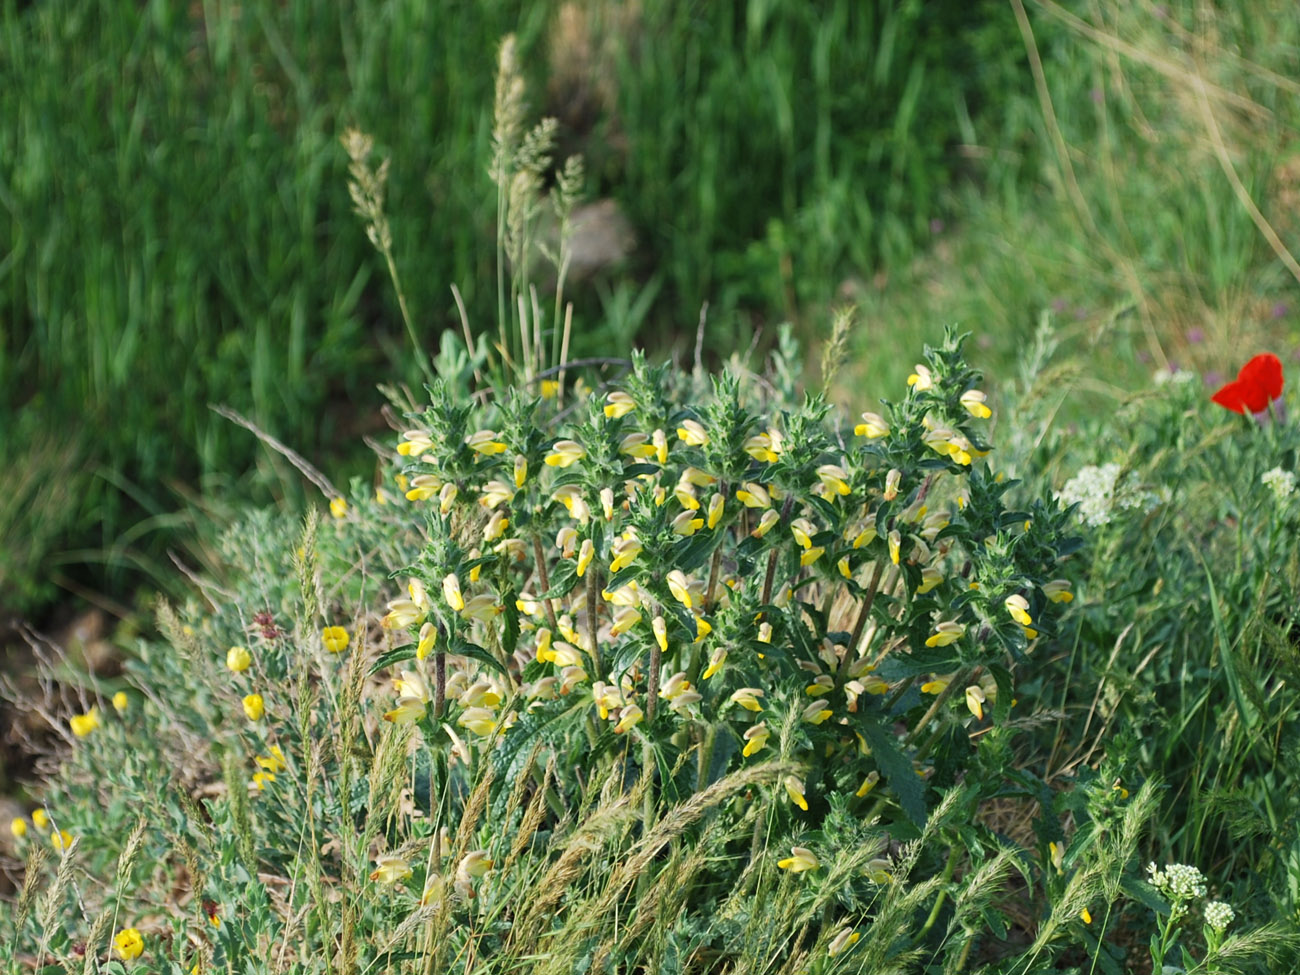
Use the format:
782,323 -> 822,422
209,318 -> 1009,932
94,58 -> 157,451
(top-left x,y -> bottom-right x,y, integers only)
587,567 -> 603,677
838,560 -> 885,682
531,534 -> 560,633
919,843 -> 961,939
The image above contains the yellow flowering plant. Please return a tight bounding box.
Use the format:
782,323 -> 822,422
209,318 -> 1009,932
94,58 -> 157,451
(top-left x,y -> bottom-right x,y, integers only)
381,330 -> 1078,843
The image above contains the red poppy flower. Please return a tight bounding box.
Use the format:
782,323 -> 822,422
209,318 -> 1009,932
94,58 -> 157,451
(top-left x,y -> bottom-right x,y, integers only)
1211,353 -> 1284,414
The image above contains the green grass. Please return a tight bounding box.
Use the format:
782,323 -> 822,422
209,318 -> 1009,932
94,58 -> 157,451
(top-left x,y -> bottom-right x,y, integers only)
1,0 -> 1036,618
834,0 -> 1300,406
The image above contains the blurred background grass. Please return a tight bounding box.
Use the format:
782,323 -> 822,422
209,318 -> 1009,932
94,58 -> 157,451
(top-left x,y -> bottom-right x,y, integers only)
2,0 -> 1298,623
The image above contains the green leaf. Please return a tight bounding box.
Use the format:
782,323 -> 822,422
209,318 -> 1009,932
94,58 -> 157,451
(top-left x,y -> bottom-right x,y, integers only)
541,559 -> 578,599
989,664 -> 1014,724
672,532 -> 718,572
454,640 -> 509,679
857,719 -> 928,827
370,646 -> 417,675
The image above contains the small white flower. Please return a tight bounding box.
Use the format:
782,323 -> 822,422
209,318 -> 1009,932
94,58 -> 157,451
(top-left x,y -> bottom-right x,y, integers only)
1262,466 -> 1297,501
1057,463 -> 1160,528
1147,861 -> 1207,902
1204,900 -> 1235,932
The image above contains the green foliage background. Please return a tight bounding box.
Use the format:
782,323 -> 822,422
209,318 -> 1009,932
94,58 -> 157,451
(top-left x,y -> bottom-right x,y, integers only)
0,0 -> 1036,616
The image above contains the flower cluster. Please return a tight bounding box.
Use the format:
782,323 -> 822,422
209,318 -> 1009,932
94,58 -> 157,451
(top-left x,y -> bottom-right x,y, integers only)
1262,466 -> 1297,502
376,330 -> 1076,828
1056,462 -> 1161,528
1203,900 -> 1235,933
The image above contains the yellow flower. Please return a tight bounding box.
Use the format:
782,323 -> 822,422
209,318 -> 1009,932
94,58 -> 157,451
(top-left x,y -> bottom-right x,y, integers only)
513,454 -> 529,488
329,497 -> 348,518
907,363 -> 934,391
1080,908 -> 1092,925
702,647 -> 727,680
730,688 -> 764,712
457,850 -> 494,884
369,854 -> 413,884
653,428 -> 669,464
960,388 -> 992,418
855,410 -> 890,438
666,569 -> 694,608
659,672 -> 690,701
777,846 -> 819,872
784,775 -> 809,811
251,771 -> 276,790
461,594 -> 502,623
1004,594 -> 1033,626
1043,579 -> 1074,603
460,680 -> 502,709
540,379 -> 560,399
676,418 -> 709,445
883,468 -> 902,501
547,642 -> 586,668
799,546 -> 825,567
553,485 -> 592,523
242,694 -> 265,722
604,391 -> 636,418
614,703 -> 644,733
742,722 -> 769,757
226,645 -> 252,672
1049,840 -> 1065,874
916,567 -> 943,594
256,746 -> 287,773
735,482 -> 771,509
694,617 -> 712,643
114,927 -> 144,961
925,622 -> 965,648
442,573 -> 465,612
671,510 -> 705,536
619,432 -> 656,459
742,432 -> 779,463
383,699 -> 427,724
965,684 -> 987,720
816,464 -> 851,497
416,621 -> 437,660
69,707 -> 101,738
920,675 -> 950,694
751,509 -> 780,538
458,707 -> 497,737
801,700 -> 833,725
674,484 -> 701,510
707,493 -> 725,530
439,482 -> 459,514
609,606 -> 642,639
397,430 -> 434,456
466,430 -> 509,455
866,858 -> 894,884
855,771 -> 880,798
483,509 -> 510,542
888,530 -> 901,565
806,674 -> 834,697
112,691 -> 129,713
600,487 -> 616,521
828,928 -> 860,957
9,817 -> 27,838
51,829 -> 73,853
405,474 -> 442,501
322,626 -> 350,654
652,616 -> 669,652
849,520 -> 877,548
30,808 -> 49,830
545,439 -> 587,467
576,538 -> 595,578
